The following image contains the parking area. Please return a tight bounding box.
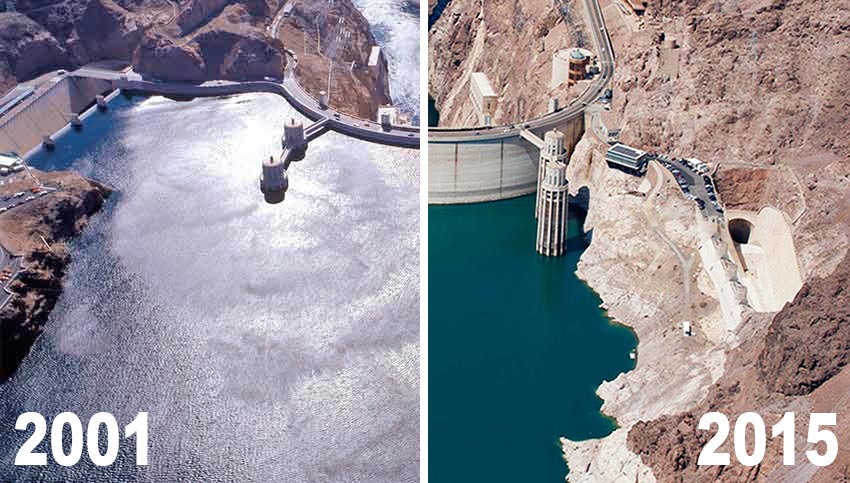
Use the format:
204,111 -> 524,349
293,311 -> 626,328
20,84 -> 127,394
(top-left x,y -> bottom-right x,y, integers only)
0,185 -> 57,215
654,155 -> 724,220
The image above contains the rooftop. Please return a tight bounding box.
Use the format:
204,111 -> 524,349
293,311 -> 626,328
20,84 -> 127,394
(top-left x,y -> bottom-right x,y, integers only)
368,46 -> 382,67
0,152 -> 22,168
608,143 -> 647,160
471,72 -> 496,97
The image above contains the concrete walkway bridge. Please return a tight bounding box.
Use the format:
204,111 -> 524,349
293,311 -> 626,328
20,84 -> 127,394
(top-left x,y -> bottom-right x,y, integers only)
428,0 -> 614,203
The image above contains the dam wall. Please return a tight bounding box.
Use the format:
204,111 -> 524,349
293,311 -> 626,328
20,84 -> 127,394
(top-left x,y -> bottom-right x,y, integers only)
428,114 -> 584,204
0,76 -> 112,155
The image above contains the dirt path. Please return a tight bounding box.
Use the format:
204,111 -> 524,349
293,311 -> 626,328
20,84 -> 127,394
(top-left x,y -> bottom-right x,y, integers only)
644,160 -> 695,319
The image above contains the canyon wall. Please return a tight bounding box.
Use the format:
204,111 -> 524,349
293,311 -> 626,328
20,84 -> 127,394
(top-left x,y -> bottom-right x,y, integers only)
429,0 -> 590,127
560,0 -> 850,481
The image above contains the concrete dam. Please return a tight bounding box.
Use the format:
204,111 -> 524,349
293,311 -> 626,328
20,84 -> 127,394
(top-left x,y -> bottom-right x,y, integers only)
0,75 -> 112,156
428,114 -> 585,204
427,0 -> 612,204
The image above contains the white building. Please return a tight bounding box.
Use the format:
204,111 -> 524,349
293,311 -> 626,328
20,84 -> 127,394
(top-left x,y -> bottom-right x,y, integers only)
0,152 -> 23,176
469,72 -> 498,126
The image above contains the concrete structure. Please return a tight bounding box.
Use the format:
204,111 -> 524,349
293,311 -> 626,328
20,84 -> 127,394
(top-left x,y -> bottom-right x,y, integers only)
551,48 -> 592,89
725,207 -> 803,312
0,152 -> 23,176
469,72 -> 498,126
282,118 -> 307,160
0,74 -> 112,156
428,0 -> 614,204
535,130 -> 569,256
429,116 -> 584,204
378,105 -> 399,130
367,46 -> 389,102
568,49 -> 589,86
260,155 -> 288,204
624,0 -> 646,15
605,143 -> 650,174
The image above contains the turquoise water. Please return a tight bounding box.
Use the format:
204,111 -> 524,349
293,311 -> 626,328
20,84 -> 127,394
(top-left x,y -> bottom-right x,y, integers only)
429,195 -> 637,482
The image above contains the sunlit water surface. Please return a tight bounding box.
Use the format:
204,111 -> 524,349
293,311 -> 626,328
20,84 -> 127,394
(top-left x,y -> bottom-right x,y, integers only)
0,93 -> 419,482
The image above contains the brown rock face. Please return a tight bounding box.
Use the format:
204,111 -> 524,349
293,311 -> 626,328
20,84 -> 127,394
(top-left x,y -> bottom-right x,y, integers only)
219,34 -> 284,80
133,2 -> 284,82
757,256 -> 850,396
133,32 -> 207,81
0,170 -> 112,382
628,251 -> 850,483
0,13 -> 69,92
75,0 -> 143,60
176,0 -> 231,35
276,0 -> 392,119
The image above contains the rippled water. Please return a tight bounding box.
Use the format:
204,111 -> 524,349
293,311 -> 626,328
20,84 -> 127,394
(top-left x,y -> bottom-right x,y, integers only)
0,93 -> 419,481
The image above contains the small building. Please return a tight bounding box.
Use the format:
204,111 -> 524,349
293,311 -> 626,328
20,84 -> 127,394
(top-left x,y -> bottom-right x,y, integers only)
0,86 -> 34,118
567,49 -> 588,85
605,143 -> 650,175
551,48 -> 593,89
469,72 -> 498,126
0,152 -> 23,176
682,321 -> 692,336
624,0 -> 646,15
377,105 -> 399,129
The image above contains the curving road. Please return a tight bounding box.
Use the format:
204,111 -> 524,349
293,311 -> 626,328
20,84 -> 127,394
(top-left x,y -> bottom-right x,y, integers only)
428,0 -> 614,143
72,60 -> 419,149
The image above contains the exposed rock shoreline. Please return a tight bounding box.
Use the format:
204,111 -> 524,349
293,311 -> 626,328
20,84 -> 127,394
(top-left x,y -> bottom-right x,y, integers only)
555,0 -> 850,480
0,170 -> 111,382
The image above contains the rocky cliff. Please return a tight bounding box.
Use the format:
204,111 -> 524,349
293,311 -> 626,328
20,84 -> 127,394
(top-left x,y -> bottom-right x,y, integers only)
0,0 -> 286,86
554,0 -> 850,481
0,170 -> 111,382
275,0 -> 392,119
0,0 -> 389,119
0,13 -> 69,93
429,0 -> 589,126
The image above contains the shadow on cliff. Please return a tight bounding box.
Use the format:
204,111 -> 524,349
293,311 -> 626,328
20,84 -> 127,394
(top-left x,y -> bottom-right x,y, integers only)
567,186 -> 591,254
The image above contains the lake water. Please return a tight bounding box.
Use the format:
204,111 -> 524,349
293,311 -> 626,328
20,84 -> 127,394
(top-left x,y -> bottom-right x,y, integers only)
429,196 -> 636,482
0,92 -> 419,482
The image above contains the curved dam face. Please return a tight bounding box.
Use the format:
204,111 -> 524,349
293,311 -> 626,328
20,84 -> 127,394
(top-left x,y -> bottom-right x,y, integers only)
428,115 -> 584,204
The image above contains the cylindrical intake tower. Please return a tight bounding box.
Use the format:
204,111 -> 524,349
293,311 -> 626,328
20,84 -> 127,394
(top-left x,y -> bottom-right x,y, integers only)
282,118 -> 307,161
535,130 -> 570,257
260,155 -> 288,204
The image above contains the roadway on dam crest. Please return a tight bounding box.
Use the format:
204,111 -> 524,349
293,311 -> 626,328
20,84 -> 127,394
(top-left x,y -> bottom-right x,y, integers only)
71,62 -> 419,149
429,0 -> 613,142
428,0 -> 614,204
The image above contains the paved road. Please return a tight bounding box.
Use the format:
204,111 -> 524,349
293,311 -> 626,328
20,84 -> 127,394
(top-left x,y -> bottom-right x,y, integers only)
428,0 -> 614,143
73,62 -> 420,149
657,156 -> 723,220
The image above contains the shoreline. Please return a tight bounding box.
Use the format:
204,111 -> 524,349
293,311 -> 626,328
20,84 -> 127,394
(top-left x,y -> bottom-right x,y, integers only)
0,169 -> 112,382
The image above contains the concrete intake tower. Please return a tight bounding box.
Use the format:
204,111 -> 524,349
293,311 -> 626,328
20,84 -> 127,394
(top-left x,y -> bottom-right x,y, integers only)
260,155 -> 288,204
535,130 -> 569,256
